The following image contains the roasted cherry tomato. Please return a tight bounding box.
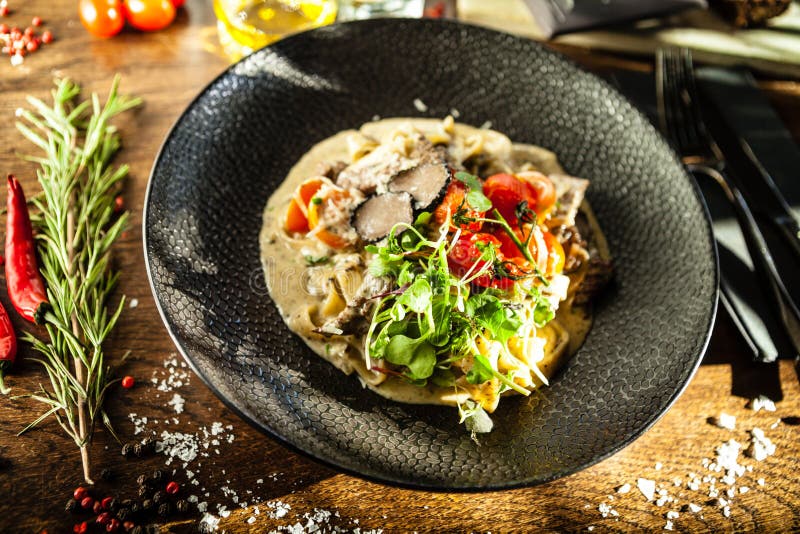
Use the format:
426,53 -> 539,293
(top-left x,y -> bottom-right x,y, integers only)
447,233 -> 504,288
79,0 -> 125,38
483,173 -> 535,224
307,188 -> 352,249
433,180 -> 483,232
493,225 -> 532,260
123,0 -> 176,31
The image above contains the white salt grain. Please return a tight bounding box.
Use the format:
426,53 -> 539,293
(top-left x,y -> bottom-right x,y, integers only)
247,517 -> 256,524
413,99 -> 428,112
168,393 -> 185,414
129,298 -> 139,308
710,412 -> 736,430
747,395 -> 776,412
637,478 -> 656,501
616,483 -> 631,494
688,503 -> 702,513
664,520 -> 673,530
746,428 -> 776,461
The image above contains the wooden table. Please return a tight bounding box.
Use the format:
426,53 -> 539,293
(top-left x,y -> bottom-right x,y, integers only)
1,1 -> 798,532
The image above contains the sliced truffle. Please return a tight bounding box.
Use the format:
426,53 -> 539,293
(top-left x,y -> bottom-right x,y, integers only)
388,163 -> 451,210
351,192 -> 414,242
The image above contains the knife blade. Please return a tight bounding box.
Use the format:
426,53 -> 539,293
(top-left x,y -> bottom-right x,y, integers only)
695,68 -> 800,265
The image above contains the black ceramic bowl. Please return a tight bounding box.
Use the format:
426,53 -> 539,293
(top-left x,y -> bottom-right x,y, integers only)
144,18 -> 717,490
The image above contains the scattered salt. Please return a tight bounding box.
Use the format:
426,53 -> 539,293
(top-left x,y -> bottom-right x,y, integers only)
710,412 -> 736,430
655,462 -> 663,470
168,393 -> 185,414
616,483 -> 631,494
247,516 -> 256,524
745,428 -> 775,461
664,520 -> 673,531
413,98 -> 428,113
747,395 -> 776,412
129,298 -> 139,308
687,503 -> 702,513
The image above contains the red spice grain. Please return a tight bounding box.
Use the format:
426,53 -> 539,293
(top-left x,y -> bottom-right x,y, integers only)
101,496 -> 114,510
96,512 -> 111,525
73,522 -> 88,534
41,30 -> 52,43
32,16 -> 41,26
165,481 -> 179,495
106,519 -> 120,532
80,496 -> 94,509
73,486 -> 88,501
121,375 -> 135,389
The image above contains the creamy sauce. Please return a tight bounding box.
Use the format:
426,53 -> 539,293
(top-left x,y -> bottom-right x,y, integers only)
259,119 -> 602,407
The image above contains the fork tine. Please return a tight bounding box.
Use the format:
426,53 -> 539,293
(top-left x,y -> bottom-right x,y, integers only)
677,48 -> 702,152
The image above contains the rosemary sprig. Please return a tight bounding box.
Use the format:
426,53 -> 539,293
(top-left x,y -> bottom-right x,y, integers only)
14,77 -> 141,483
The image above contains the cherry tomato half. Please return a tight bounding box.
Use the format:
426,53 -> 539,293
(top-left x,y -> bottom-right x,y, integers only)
123,0 -> 176,31
433,180 -> 483,232
483,173 -> 535,224
79,0 -> 125,38
447,233 -> 503,288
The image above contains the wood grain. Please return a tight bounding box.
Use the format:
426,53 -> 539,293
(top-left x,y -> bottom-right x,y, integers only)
0,2 -> 798,533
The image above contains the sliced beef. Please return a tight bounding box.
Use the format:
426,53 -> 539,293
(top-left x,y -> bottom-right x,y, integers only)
548,174 -> 590,227
351,192 -> 414,242
388,163 -> 451,210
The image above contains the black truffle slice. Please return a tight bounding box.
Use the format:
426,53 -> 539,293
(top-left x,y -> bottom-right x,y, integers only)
352,192 -> 414,242
388,163 -> 451,210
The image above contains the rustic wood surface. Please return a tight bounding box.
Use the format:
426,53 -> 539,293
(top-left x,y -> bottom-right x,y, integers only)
0,1 -> 799,533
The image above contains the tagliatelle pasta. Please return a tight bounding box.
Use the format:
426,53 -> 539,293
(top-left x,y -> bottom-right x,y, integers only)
259,117 -> 612,433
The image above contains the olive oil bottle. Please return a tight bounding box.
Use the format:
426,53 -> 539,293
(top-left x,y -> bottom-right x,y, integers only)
213,0 -> 337,59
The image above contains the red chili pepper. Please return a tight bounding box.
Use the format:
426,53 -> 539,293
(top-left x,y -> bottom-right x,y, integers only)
5,175 -> 49,324
0,299 -> 16,395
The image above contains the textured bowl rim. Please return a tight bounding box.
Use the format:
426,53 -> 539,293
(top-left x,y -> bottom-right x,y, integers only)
143,17 -> 719,491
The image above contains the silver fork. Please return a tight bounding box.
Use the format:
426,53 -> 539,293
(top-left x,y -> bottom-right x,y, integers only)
656,47 -> 800,360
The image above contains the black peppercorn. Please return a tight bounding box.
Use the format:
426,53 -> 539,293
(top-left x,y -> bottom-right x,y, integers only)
150,469 -> 163,483
116,508 -> 130,521
131,527 -> 143,534
141,499 -> 154,512
129,502 -> 141,515
120,442 -> 134,458
132,442 -> 143,458
137,485 -> 151,499
175,500 -> 189,513
151,490 -> 166,505
100,468 -> 115,481
65,498 -> 79,513
157,502 -> 171,517
136,474 -> 149,487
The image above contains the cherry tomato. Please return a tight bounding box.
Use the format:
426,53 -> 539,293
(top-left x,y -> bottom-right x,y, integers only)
123,0 -> 176,31
483,173 -> 535,224
447,233 -> 503,288
170,0 -> 185,7
79,0 -> 125,38
493,225 -> 533,260
517,171 -> 557,216
433,180 -> 483,232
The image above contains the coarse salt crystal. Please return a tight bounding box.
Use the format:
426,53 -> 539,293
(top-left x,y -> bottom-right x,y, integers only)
710,412 -> 736,430
664,520 -> 673,530
757,478 -> 765,486
688,503 -> 702,513
413,98 -> 428,112
616,483 -> 631,494
129,298 -> 139,308
739,487 -> 749,494
168,393 -> 185,414
746,428 -> 776,461
247,516 -> 256,524
655,462 -> 663,470
747,395 -> 776,412
637,478 -> 656,501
